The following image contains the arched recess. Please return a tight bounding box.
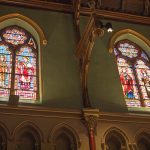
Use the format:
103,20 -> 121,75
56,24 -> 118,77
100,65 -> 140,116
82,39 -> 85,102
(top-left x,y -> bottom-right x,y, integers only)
0,13 -> 47,45
108,29 -> 150,108
13,121 -> 44,150
49,123 -> 81,150
102,127 -> 129,150
0,13 -> 47,101
0,122 -> 9,150
134,129 -> 150,150
109,29 -> 150,56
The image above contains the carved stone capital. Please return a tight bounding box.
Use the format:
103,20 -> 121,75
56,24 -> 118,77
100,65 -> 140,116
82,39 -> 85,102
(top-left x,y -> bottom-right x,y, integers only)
82,108 -> 99,134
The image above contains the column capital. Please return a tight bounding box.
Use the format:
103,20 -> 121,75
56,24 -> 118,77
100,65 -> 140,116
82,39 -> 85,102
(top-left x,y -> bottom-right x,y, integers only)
82,108 -> 99,134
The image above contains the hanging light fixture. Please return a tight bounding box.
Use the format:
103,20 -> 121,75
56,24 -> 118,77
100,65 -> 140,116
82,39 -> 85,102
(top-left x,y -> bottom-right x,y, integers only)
105,22 -> 113,32
95,19 -> 113,33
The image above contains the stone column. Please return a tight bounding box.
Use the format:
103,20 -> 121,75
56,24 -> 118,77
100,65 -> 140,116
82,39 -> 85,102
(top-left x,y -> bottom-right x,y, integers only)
82,108 -> 99,150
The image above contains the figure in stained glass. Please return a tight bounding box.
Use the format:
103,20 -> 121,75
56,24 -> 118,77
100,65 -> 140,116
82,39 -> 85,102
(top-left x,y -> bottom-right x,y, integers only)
0,25 -> 38,102
114,39 -> 150,107
0,55 -> 7,86
17,56 -> 34,90
140,69 -> 150,97
120,68 -> 134,99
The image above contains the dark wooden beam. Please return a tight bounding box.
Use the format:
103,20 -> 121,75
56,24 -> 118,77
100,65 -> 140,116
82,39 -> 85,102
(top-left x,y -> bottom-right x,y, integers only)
144,0 -> 150,16
0,0 -> 150,25
94,8 -> 150,25
0,0 -> 73,12
73,0 -> 81,43
76,16 -> 95,108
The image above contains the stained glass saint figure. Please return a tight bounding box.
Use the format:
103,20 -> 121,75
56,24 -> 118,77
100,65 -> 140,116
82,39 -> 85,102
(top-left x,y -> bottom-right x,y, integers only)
0,25 -> 38,102
17,56 -> 34,90
114,40 -> 150,107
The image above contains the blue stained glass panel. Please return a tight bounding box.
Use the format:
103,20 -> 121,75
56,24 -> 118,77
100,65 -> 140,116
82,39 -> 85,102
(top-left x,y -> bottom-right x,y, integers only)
0,44 -> 12,98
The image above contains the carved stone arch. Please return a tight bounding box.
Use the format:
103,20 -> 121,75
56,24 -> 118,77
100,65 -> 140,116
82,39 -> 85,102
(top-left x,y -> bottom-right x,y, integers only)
134,128 -> 150,150
0,13 -> 47,101
12,120 -> 44,150
109,29 -> 150,56
49,123 -> 81,149
102,127 -> 129,150
0,121 -> 10,150
0,13 -> 47,45
13,120 -> 44,141
0,121 -> 10,139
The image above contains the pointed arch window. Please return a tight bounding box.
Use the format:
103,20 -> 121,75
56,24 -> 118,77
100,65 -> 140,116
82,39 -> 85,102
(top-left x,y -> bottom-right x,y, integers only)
114,39 -> 150,107
0,25 -> 38,103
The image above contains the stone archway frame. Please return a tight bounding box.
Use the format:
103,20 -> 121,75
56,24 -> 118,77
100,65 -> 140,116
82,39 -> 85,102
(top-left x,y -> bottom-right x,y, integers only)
108,28 -> 150,55
0,13 -> 47,101
48,123 -> 81,149
0,121 -> 10,150
133,128 -> 150,149
12,120 -> 44,144
101,127 -> 129,150
0,13 -> 47,45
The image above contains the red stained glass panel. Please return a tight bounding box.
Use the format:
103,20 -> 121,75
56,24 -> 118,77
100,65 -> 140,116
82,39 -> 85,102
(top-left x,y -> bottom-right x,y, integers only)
115,40 -> 150,108
15,46 -> 37,100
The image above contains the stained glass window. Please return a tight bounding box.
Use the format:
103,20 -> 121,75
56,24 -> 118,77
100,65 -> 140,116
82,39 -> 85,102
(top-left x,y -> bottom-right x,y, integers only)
114,40 -> 150,108
0,44 -> 12,99
0,25 -> 38,103
2,27 -> 27,45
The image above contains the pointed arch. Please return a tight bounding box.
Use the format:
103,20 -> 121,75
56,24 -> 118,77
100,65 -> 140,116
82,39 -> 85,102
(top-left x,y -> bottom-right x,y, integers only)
102,127 -> 129,143
134,128 -> 150,142
0,13 -> 47,45
12,120 -> 44,142
0,122 -> 9,150
109,29 -> 150,54
110,29 -> 150,108
134,128 -> 150,150
102,127 -> 129,150
49,123 -> 81,148
0,13 -> 45,102
0,121 -> 10,139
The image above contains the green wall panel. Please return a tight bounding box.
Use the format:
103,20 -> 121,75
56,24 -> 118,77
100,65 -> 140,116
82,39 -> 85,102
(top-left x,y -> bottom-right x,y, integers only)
0,4 -> 150,112
0,4 -> 82,108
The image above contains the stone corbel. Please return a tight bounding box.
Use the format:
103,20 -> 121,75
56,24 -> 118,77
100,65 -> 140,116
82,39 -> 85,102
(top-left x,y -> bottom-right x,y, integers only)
82,108 -> 99,134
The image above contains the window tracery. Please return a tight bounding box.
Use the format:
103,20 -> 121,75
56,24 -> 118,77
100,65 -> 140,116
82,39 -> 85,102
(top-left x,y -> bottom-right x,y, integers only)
114,39 -> 150,107
0,25 -> 38,103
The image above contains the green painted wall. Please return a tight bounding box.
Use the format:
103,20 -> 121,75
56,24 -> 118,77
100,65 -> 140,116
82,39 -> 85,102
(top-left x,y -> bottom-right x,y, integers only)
0,4 -> 150,112
0,4 -> 82,109
79,17 -> 150,112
